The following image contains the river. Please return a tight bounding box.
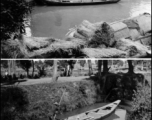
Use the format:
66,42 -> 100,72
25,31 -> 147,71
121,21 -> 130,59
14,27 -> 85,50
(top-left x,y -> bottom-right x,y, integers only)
27,0 -> 151,39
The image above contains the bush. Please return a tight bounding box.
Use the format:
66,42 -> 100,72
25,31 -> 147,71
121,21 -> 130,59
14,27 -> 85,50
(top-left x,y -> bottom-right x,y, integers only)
1,0 -> 32,40
127,86 -> 151,120
18,81 -> 99,119
1,86 -> 29,120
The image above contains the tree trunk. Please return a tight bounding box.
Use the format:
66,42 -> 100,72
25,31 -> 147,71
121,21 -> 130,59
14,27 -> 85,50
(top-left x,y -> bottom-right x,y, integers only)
8,60 -> 11,75
98,60 -> 102,80
13,60 -> 16,74
128,60 -> 134,73
88,60 -> 93,76
70,66 -> 74,76
32,60 -> 35,78
26,68 -> 29,78
141,61 -> 143,71
103,60 -> 109,73
52,60 -> 58,82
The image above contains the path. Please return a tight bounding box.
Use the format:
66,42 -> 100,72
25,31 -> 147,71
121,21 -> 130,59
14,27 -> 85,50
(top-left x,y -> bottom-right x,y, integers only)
16,76 -> 91,86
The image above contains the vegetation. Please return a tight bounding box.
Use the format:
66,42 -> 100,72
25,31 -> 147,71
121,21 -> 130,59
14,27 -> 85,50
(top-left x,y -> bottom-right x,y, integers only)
35,60 -> 47,77
1,0 -> 32,58
1,60 -> 151,119
1,81 -> 99,120
127,86 -> 151,120
1,86 -> 29,120
16,60 -> 32,77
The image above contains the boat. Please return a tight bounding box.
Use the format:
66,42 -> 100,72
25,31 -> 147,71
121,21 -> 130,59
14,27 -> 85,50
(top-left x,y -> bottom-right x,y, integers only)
56,100 -> 121,120
44,0 -> 121,6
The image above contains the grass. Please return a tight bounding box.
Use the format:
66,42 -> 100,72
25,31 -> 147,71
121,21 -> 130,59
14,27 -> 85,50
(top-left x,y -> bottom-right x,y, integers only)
127,86 -> 151,120
1,80 -> 101,120
1,72 -> 151,120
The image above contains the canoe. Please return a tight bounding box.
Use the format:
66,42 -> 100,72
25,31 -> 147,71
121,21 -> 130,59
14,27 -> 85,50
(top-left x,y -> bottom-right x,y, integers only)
44,0 -> 121,6
58,100 -> 121,120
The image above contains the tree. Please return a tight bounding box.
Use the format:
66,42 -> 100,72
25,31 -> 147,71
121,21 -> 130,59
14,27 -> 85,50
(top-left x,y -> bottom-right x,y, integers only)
52,60 -> 58,82
1,0 -> 31,40
31,60 -> 35,78
44,60 -> 54,67
78,60 -> 86,74
58,60 -> 76,76
98,60 -> 102,79
79,60 -> 86,68
67,60 -> 76,76
1,0 -> 32,58
103,60 -> 110,73
17,60 -> 32,77
128,60 -> 134,73
88,60 -> 93,76
35,60 -> 46,77
1,60 -> 8,68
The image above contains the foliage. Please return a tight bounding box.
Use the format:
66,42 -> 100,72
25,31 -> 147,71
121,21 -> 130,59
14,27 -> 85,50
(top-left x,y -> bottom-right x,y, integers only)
127,86 -> 151,120
35,61 -> 46,77
44,60 -> 54,67
58,60 -> 76,76
1,86 -> 29,120
1,0 -> 31,40
79,60 -> 86,67
17,60 -> 32,76
67,60 -> 77,68
99,73 -> 149,102
0,60 -> 8,68
58,60 -> 76,69
17,81 -> 99,119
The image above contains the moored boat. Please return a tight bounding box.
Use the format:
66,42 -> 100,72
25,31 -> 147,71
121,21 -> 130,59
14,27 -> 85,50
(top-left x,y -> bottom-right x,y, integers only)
56,100 -> 121,120
44,0 -> 121,6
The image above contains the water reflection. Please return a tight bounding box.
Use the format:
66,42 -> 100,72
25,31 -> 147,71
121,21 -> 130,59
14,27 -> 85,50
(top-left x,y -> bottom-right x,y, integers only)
28,0 -> 151,39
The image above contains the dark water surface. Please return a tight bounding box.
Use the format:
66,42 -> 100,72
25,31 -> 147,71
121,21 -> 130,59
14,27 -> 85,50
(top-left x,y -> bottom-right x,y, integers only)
28,0 -> 151,39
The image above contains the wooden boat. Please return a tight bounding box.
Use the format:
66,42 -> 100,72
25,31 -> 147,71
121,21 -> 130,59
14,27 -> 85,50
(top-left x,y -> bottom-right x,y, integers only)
44,0 -> 121,6
57,100 -> 121,120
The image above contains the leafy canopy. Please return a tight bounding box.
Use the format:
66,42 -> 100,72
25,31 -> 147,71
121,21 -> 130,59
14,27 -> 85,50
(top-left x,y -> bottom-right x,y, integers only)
1,0 -> 32,40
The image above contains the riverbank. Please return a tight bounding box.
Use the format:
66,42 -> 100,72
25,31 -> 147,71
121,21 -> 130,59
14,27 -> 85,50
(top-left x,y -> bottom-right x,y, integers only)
1,80 -> 103,119
1,71 -> 151,120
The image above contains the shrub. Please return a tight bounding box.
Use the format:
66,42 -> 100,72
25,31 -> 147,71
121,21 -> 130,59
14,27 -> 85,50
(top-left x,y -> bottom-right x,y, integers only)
127,86 -> 151,120
1,86 -> 29,120
1,0 -> 31,40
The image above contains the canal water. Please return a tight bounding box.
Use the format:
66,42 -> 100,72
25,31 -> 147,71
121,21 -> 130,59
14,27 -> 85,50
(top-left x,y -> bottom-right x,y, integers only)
28,0 -> 151,39
57,101 -> 132,119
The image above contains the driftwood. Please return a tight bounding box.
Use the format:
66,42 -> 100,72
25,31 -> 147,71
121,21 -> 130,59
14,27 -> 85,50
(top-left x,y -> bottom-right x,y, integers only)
82,48 -> 127,58
115,38 -> 149,57
67,21 -> 115,47
2,13 -> 151,58
110,22 -> 130,40
129,29 -> 141,40
123,13 -> 151,35
27,38 -> 86,58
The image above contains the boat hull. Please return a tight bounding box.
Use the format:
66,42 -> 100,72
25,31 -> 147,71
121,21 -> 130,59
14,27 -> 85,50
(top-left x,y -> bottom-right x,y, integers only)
60,100 -> 121,120
44,0 -> 120,6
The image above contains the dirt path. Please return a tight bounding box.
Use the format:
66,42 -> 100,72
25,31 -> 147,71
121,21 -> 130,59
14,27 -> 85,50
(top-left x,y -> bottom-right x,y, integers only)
15,76 -> 91,86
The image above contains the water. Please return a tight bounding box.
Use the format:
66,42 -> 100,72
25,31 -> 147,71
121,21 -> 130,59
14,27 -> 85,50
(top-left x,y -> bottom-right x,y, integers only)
56,101 -> 132,119
29,0 -> 151,39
